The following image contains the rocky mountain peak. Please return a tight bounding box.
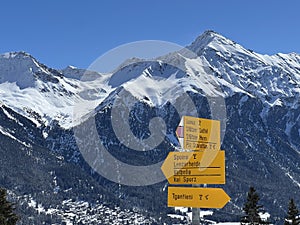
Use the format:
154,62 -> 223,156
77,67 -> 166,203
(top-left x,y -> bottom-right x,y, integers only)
187,30 -> 235,55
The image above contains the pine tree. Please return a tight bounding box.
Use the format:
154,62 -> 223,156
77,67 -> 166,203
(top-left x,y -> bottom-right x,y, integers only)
284,198 -> 299,225
0,187 -> 19,225
241,186 -> 263,225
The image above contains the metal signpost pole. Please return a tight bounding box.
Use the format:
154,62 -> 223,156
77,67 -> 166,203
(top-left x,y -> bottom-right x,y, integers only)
192,184 -> 201,225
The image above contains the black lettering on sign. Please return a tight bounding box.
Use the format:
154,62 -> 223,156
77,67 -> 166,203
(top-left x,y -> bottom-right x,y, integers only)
199,194 -> 209,200
173,177 -> 180,182
183,177 -> 196,183
193,154 -> 197,160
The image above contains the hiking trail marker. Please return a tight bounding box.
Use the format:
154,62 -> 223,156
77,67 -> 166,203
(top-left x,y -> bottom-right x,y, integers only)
168,186 -> 230,208
162,116 -> 230,223
161,151 -> 225,185
176,116 -> 220,151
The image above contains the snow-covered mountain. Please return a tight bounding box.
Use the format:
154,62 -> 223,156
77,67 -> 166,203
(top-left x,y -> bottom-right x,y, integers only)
1,32 -> 300,127
2,31 -> 299,128
188,31 -> 300,106
0,30 -> 299,224
0,51 -> 112,129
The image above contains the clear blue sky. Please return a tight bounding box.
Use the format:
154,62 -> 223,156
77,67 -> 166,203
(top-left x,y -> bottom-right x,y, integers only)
1,0 -> 299,70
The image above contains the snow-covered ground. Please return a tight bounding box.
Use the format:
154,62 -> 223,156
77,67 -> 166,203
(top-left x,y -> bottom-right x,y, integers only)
168,207 -> 271,225
23,195 -> 157,224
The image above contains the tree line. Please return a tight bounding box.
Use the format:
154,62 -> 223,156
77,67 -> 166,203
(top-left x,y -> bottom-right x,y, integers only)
0,187 -> 18,225
241,186 -> 299,225
0,186 -> 299,224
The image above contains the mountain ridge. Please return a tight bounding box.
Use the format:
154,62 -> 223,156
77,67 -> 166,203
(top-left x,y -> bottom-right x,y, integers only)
0,31 -> 299,224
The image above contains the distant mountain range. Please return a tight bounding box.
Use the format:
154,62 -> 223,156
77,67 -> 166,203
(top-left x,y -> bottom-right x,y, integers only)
0,30 -> 299,224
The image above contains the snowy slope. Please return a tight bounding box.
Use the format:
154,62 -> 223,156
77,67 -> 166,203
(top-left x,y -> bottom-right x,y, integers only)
187,31 -> 300,106
103,30 -> 300,109
0,52 -> 111,129
1,31 -> 300,130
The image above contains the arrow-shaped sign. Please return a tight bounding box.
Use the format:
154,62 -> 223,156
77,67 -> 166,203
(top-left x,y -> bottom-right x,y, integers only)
161,150 -> 225,184
161,151 -> 225,184
168,187 -> 230,208
176,116 -> 220,151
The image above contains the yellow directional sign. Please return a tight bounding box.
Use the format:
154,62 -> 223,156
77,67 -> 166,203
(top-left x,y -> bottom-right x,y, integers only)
161,151 -> 225,184
168,187 -> 230,208
176,116 -> 220,151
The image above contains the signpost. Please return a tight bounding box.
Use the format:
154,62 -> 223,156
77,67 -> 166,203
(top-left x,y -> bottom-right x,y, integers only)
162,116 -> 230,225
168,187 -> 230,208
176,116 -> 220,151
161,151 -> 225,184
